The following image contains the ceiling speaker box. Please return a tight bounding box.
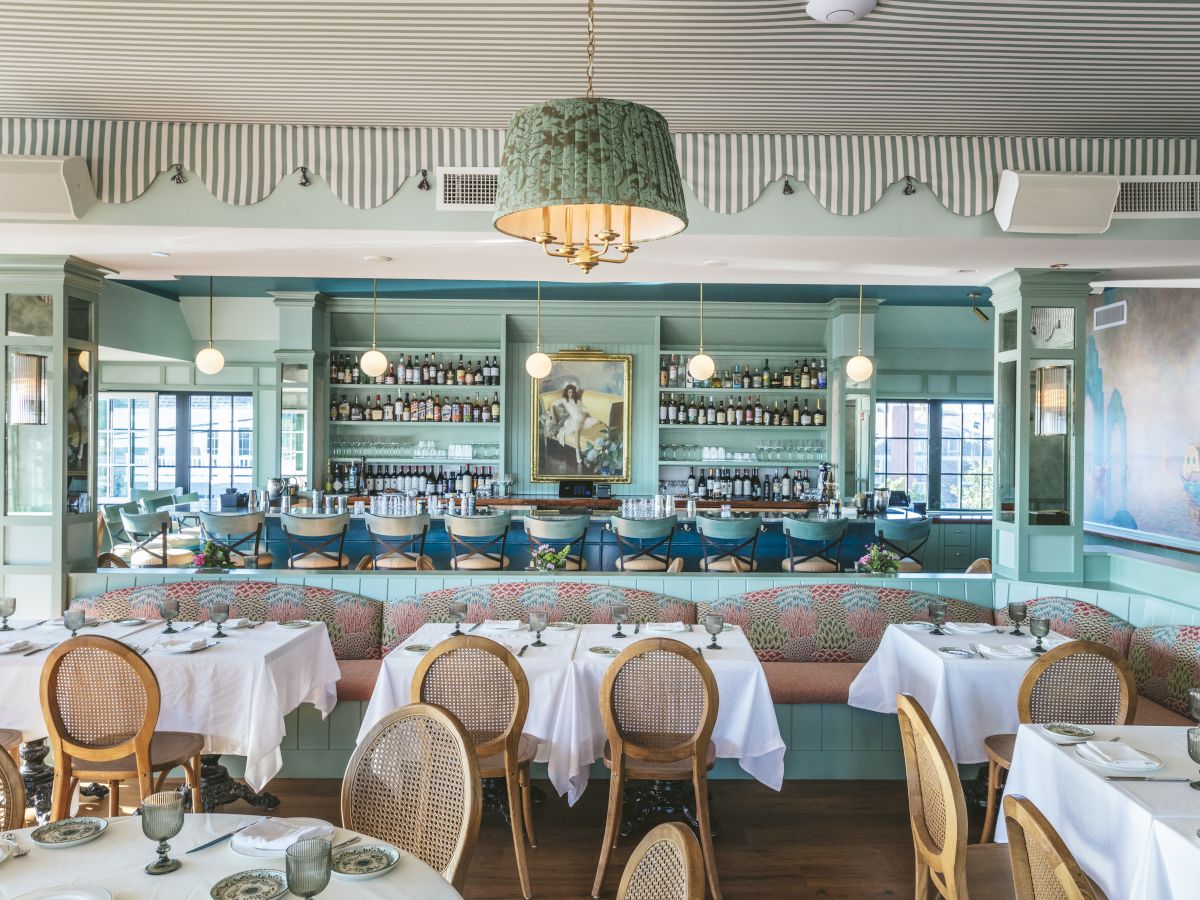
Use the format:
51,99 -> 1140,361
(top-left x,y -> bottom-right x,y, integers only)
0,155 -> 96,220
994,170 -> 1120,234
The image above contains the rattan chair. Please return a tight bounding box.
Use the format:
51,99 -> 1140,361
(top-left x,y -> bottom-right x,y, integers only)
616,821 -> 705,900
282,511 -> 350,569
697,514 -> 762,573
1003,795 -> 1107,900
0,727 -> 20,763
965,558 -> 992,575
896,693 -> 1015,900
524,513 -> 590,571
200,510 -> 272,568
40,635 -> 203,821
875,518 -> 931,572
96,552 -> 129,568
0,743 -> 25,830
446,512 -> 512,570
592,638 -> 721,900
979,641 -> 1137,844
364,512 -> 432,570
782,516 -> 848,573
341,703 -> 482,891
411,636 -> 536,899
609,515 -> 678,572
119,509 -> 197,567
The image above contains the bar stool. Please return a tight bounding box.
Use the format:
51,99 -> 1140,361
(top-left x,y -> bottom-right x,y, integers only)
609,514 -> 679,572
119,510 -> 197,568
782,516 -> 848,572
524,513 -> 590,571
446,511 -> 511,570
282,511 -> 350,569
874,517 -> 931,572
199,510 -> 272,568
697,514 -> 762,573
362,512 -> 433,570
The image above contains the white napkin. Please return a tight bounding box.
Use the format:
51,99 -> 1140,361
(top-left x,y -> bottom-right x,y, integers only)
209,617 -> 251,628
0,638 -> 30,653
976,643 -> 1032,659
644,621 -> 687,633
0,834 -> 17,863
234,819 -> 334,852
944,622 -> 994,634
480,619 -> 521,631
154,636 -> 209,652
1077,741 -> 1159,770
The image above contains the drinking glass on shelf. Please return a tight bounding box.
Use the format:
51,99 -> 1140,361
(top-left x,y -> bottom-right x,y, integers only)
140,791 -> 185,875
63,608 -> 86,638
1189,728 -> 1200,792
611,601 -> 629,639
286,837 -> 332,898
1007,601 -> 1028,636
927,600 -> 948,636
210,601 -> 230,638
1029,616 -> 1050,653
1188,687 -> 1200,724
449,601 -> 467,636
160,597 -> 181,634
0,595 -> 14,631
704,613 -> 724,650
529,611 -> 548,648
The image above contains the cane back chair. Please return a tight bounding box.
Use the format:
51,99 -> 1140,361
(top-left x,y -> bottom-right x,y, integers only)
875,517 -> 932,573
446,511 -> 512,570
979,641 -> 1137,843
282,511 -> 350,569
616,821 -> 706,900
361,511 -> 432,570
1003,795 -> 1107,900
199,510 -> 272,568
0,743 -> 25,830
0,727 -> 21,763
782,515 -> 847,573
341,703 -> 482,891
524,512 -> 590,571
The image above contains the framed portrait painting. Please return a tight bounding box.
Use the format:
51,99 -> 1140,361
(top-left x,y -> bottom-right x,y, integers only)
531,349 -> 632,483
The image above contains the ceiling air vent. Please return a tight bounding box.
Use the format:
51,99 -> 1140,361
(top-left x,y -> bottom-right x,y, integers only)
1093,300 -> 1127,331
436,167 -> 499,211
1113,176 -> 1200,218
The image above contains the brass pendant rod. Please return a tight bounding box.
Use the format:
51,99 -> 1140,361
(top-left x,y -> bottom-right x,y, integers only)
371,278 -> 378,350
208,276 -> 215,348
698,283 -> 705,351
536,281 -> 543,351
856,284 -> 864,355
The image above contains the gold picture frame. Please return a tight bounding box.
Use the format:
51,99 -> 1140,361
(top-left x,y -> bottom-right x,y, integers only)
531,349 -> 632,483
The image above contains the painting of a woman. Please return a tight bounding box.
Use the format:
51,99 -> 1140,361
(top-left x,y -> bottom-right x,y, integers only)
532,352 -> 631,483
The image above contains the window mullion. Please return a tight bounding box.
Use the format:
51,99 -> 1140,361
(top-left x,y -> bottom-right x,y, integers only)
929,402 -> 943,510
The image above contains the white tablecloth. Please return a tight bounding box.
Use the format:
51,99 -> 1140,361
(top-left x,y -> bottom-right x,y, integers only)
1,618 -> 341,790
998,724 -> 1200,900
0,812 -> 461,899
847,623 -> 1066,764
1129,817 -> 1200,899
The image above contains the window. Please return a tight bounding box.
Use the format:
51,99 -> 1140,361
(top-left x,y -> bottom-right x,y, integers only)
97,393 -> 156,501
187,394 -> 254,501
875,400 -> 994,511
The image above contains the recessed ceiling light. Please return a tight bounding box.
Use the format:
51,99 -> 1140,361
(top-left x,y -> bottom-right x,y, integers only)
957,268 -> 977,274
149,251 -> 170,258
807,0 -> 877,24
1050,262 -> 1069,269
702,260 -> 729,268
363,255 -> 393,263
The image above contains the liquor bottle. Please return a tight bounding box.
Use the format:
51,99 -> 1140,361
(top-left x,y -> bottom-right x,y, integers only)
733,396 -> 745,426
339,355 -> 350,384
814,398 -> 826,427
491,356 -> 501,386
324,461 -> 334,494
491,392 -> 501,422
696,469 -> 708,499
371,395 -> 384,421
771,470 -> 783,501
750,469 -> 762,500
753,396 -> 764,426
791,399 -> 801,426
474,359 -> 484,385
817,358 -> 828,390
330,395 -> 339,421
349,395 -> 363,421
668,393 -> 679,423
659,392 -> 668,424
383,395 -> 395,421
716,399 -> 727,426
800,399 -> 813,427
770,401 -> 780,426
329,356 -> 339,383
781,469 -> 792,499
706,396 -> 716,425
455,354 -> 465,385
349,355 -> 360,384
741,366 -> 751,390
771,365 -> 782,389
752,363 -> 763,390
782,363 -> 793,389
332,465 -> 344,494
451,399 -> 462,423
660,355 -> 669,388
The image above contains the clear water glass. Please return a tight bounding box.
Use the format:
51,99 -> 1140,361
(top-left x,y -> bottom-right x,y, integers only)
1189,728 -> 1200,792
1029,616 -> 1050,654
928,600 -> 948,636
1007,601 -> 1028,636
704,613 -> 724,650
160,597 -> 180,634
449,601 -> 467,636
286,837 -> 332,898
0,595 -> 14,631
611,601 -> 629,639
210,601 -> 230,638
1188,688 -> 1200,724
529,610 -> 548,647
63,608 -> 86,638
141,791 -> 184,875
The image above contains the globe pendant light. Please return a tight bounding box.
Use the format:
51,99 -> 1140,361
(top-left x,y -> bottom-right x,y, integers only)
844,284 -> 875,383
525,281 -> 553,379
686,283 -> 716,382
493,0 -> 687,274
360,279 -> 388,379
194,276 -> 225,375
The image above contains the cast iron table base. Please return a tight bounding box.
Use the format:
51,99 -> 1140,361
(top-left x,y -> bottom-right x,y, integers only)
19,739 -> 54,825
480,777 -> 545,823
194,754 -> 280,813
620,779 -> 719,838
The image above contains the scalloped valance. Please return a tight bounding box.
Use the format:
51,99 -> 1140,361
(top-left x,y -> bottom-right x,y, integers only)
2,118 -> 1197,217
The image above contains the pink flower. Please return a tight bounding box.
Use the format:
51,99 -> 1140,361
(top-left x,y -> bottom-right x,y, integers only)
192,553 -> 206,566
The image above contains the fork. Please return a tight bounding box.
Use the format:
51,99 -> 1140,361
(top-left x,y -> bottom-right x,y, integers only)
968,642 -> 979,657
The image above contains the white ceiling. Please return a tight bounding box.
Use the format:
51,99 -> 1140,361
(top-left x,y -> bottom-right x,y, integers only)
1,1 -> 1199,135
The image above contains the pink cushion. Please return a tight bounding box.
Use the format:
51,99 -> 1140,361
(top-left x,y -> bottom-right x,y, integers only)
763,661 -> 865,704
1132,697 -> 1191,726
336,659 -> 382,702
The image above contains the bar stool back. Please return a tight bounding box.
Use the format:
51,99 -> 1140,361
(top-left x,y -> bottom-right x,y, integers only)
697,514 -> 762,573
782,516 -> 848,572
446,511 -> 512,570
119,510 -> 195,568
610,514 -> 678,572
874,517 -> 931,572
282,512 -> 350,569
524,513 -> 590,571
199,510 -> 272,568
363,512 -> 432,570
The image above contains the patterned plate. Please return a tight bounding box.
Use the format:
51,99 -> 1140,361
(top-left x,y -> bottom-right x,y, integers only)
546,622 -> 575,630
30,816 -> 108,849
209,869 -> 288,900
12,888 -> 113,900
589,646 -> 620,657
278,620 -> 310,628
900,621 -> 934,630
1042,722 -> 1096,742
403,643 -> 431,654
332,844 -> 401,881
114,618 -> 146,626
938,646 -> 974,658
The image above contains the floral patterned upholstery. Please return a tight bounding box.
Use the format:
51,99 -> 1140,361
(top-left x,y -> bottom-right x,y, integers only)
696,584 -> 994,663
1128,625 -> 1200,717
994,597 -> 1134,656
382,582 -> 695,653
70,581 -> 382,659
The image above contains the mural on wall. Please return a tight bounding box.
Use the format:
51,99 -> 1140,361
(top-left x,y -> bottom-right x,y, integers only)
1086,288 -> 1200,548
531,351 -> 631,483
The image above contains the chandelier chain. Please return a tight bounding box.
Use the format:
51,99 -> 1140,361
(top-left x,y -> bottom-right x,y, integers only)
585,0 -> 596,99
699,283 -> 704,350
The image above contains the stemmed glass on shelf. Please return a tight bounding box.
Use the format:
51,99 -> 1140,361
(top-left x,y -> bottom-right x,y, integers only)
140,791 -> 185,875
1007,601 -> 1028,636
0,595 -> 14,631
704,613 -> 724,650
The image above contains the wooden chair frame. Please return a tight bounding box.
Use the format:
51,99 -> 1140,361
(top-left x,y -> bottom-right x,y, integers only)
200,510 -> 269,568
1004,795 -> 1104,900
610,515 -> 677,572
593,638 -> 722,900
341,702 -> 482,891
980,640 -> 1137,843
0,744 -> 25,830
616,821 -> 706,900
282,512 -> 349,569
96,552 -> 129,568
364,512 -> 431,570
40,635 -> 202,821
446,514 -> 511,570
412,636 -> 536,899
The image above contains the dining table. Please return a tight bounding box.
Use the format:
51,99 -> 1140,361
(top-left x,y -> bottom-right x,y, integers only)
846,620 -> 1070,764
0,812 -> 461,899
998,723 -> 1200,900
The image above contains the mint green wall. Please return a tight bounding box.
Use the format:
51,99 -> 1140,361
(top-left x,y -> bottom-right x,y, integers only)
98,282 -> 193,361
875,304 -> 994,400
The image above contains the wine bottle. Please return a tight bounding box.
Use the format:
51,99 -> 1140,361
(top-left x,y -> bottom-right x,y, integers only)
814,398 -> 826,427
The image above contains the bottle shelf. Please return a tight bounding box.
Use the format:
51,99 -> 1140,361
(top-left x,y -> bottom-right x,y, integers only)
330,346 -> 502,355
329,420 -> 502,428
330,457 -> 498,465
657,423 -> 828,431
656,459 -> 826,466
330,382 -> 500,391
657,386 -> 827,395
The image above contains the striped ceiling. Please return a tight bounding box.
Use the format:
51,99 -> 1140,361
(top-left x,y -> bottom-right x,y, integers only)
1,1 -> 1198,136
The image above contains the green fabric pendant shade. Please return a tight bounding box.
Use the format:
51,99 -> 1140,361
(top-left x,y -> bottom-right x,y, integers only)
493,97 -> 688,246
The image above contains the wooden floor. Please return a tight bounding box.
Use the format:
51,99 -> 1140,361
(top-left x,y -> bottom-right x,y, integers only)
82,777 -> 949,899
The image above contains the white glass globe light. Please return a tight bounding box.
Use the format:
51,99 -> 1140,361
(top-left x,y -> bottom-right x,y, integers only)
195,346 -> 225,375
687,352 -> 716,382
845,354 -> 874,383
360,348 -> 388,379
525,350 -> 553,379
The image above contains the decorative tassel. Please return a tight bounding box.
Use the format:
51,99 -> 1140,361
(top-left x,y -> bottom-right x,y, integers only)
782,177 -> 794,196
904,175 -> 917,196
417,169 -> 431,191
298,166 -> 312,187
170,164 -> 187,185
